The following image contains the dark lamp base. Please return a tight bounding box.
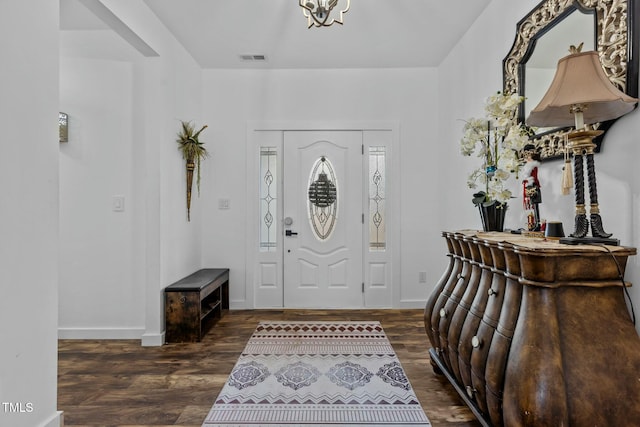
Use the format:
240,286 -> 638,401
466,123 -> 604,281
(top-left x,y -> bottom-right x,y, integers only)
559,236 -> 620,246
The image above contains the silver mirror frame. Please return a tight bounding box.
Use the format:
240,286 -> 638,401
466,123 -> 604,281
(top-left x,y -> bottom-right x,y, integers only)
503,0 -> 639,160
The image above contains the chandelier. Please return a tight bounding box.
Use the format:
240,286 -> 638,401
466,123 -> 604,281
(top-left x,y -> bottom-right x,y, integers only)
299,0 -> 350,28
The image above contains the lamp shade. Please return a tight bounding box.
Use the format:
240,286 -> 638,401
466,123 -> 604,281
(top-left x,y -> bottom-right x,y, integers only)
527,51 -> 638,127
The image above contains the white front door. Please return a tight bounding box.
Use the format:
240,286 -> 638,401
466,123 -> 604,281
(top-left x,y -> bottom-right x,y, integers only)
283,131 -> 363,308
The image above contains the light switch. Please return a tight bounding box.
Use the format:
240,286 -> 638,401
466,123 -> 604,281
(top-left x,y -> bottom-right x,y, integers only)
112,195 -> 125,212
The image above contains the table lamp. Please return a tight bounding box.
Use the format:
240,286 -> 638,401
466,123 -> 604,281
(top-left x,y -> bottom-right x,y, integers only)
527,46 -> 638,245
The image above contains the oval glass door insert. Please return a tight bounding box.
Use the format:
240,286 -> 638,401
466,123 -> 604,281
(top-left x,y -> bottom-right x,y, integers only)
307,156 -> 338,240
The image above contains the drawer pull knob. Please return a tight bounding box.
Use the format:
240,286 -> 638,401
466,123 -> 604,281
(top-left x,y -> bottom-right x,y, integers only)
488,288 -> 498,296
471,336 -> 482,348
466,385 -> 477,398
439,308 -> 447,318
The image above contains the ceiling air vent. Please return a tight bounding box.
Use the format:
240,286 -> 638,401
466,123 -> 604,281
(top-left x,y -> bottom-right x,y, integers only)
240,54 -> 267,62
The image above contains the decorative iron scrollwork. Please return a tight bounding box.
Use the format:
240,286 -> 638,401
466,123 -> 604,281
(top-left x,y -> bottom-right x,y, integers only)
308,158 -> 337,207
307,156 -> 338,240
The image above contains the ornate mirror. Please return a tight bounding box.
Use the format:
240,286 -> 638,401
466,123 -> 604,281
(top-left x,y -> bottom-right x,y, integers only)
503,0 -> 639,160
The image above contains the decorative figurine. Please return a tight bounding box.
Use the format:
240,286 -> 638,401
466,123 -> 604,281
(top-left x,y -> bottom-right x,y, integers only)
522,144 -> 542,231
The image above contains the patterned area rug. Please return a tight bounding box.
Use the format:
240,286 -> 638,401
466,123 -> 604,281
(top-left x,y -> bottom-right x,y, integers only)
202,321 -> 431,426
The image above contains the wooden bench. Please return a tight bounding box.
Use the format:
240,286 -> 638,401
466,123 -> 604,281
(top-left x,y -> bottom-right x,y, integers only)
164,268 -> 229,343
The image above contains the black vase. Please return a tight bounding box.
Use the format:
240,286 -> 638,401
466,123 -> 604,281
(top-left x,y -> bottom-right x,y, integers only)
478,201 -> 507,232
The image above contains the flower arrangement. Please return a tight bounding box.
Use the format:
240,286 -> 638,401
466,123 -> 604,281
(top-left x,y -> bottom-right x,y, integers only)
460,91 -> 532,206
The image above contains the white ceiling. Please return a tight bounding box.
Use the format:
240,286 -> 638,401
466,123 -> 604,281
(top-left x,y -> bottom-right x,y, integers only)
60,0 -> 493,69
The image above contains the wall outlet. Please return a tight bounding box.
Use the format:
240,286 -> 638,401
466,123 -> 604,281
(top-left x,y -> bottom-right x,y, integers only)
112,195 -> 125,212
218,198 -> 230,209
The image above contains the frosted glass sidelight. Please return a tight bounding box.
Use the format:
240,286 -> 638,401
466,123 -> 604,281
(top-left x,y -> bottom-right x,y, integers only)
260,147 -> 277,251
369,147 -> 386,251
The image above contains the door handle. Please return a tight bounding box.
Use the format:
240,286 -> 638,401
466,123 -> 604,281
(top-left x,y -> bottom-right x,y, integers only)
285,230 -> 298,236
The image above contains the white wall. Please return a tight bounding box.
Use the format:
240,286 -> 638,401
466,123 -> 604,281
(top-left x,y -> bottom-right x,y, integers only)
59,57 -> 142,337
201,68 -> 440,307
439,0 -> 640,333
58,1 -> 204,344
0,2 -> 61,426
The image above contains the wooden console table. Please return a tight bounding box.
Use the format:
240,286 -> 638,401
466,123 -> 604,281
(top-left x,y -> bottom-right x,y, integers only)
424,231 -> 640,426
165,268 -> 229,343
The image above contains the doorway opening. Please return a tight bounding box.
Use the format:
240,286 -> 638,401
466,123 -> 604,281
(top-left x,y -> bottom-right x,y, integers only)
249,125 -> 396,309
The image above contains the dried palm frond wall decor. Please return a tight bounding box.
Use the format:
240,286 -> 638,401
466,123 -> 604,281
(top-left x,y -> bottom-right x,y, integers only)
176,120 -> 208,221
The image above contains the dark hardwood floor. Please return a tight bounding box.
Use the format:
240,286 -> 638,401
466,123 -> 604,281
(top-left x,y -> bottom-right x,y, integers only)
58,309 -> 481,426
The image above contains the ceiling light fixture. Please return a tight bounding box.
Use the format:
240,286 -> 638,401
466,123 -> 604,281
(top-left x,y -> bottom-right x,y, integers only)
300,0 -> 350,28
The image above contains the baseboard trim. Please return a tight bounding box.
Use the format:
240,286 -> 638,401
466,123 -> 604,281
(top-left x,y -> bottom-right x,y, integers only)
141,331 -> 165,347
397,299 -> 428,309
40,411 -> 64,427
58,327 -> 144,340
